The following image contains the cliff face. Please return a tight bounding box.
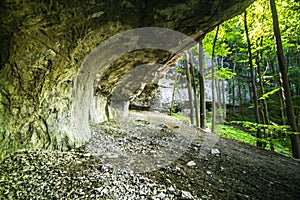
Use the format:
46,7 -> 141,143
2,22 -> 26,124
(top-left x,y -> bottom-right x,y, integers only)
0,0 -> 253,158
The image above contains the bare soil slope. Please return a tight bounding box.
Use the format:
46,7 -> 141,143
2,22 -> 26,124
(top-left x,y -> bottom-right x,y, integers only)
0,111 -> 299,199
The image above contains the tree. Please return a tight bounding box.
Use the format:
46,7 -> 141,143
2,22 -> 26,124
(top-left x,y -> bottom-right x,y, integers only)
269,0 -> 300,158
184,51 -> 195,125
174,0 -> 299,156
170,72 -> 179,116
244,11 -> 263,147
219,67 -> 236,119
211,26 -> 219,133
198,40 -> 206,129
188,50 -> 200,127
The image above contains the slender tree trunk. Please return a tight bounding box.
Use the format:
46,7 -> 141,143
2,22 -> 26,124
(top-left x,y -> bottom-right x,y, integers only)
238,79 -> 243,115
256,37 -> 272,149
270,57 -> 286,124
244,11 -> 263,147
198,40 -> 206,129
222,79 -> 226,119
231,78 -> 236,115
261,42 -> 271,125
170,73 -> 179,116
211,26 -> 219,133
184,51 -> 194,125
189,50 -> 200,127
232,51 -> 237,115
270,0 -> 300,158
220,58 -> 226,119
217,77 -> 221,112
243,82 -> 248,115
248,70 -> 253,100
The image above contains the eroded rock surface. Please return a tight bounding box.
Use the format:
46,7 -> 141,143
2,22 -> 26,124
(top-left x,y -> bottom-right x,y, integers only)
0,0 -> 254,157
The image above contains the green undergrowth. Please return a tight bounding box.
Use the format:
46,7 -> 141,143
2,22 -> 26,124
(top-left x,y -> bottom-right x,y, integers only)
171,112 -> 189,121
215,124 -> 257,146
214,123 -> 292,157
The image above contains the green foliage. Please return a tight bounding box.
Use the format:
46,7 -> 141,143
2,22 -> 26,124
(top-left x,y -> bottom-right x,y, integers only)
203,25 -> 232,57
173,0 -> 299,158
259,87 -> 281,100
228,120 -> 296,137
171,112 -> 189,121
215,124 -> 257,146
215,123 -> 293,157
219,67 -> 236,80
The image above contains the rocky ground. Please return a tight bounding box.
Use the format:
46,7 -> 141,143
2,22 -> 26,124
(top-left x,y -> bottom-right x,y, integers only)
0,111 -> 299,199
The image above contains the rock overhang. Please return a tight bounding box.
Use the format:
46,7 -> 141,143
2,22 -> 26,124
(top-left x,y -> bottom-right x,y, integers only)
0,0 -> 254,159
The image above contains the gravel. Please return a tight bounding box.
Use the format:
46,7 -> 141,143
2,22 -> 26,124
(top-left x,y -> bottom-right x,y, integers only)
0,111 -> 198,199
85,111 -> 196,173
1,111 -> 299,199
0,149 -> 197,199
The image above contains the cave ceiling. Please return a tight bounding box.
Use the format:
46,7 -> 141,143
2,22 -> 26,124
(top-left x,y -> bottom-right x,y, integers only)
0,0 -> 254,158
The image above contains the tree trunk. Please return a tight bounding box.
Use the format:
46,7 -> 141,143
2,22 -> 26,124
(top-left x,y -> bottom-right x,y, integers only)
270,57 -> 286,125
256,37 -> 271,149
170,73 -> 179,116
220,58 -> 226,119
222,79 -> 226,119
198,40 -> 206,129
211,26 -> 219,133
184,51 -> 194,125
231,78 -> 236,115
238,78 -> 243,115
217,77 -> 222,112
232,51 -> 237,115
269,0 -> 300,158
189,50 -> 200,127
244,11 -> 263,147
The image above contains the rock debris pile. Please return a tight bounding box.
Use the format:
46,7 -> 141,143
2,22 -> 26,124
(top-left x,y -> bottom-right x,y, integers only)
0,149 -> 196,199
85,111 -> 197,173
0,112 -> 199,199
1,111 -> 299,200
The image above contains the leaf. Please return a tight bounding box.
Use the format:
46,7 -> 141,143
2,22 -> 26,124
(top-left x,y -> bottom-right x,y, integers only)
259,87 -> 281,100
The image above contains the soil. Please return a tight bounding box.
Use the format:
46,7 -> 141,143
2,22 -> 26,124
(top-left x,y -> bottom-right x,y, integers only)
133,111 -> 300,199
146,131 -> 300,200
1,111 -> 299,199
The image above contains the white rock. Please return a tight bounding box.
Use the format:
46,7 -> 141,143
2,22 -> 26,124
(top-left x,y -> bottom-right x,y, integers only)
101,163 -> 113,171
187,161 -> 196,167
181,190 -> 194,199
95,187 -> 102,193
101,188 -> 108,195
168,186 -> 175,194
206,170 -> 212,175
211,148 -> 220,155
83,153 -> 91,157
156,192 -> 166,199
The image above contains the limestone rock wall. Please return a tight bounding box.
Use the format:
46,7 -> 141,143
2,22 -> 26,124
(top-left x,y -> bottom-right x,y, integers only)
0,0 -> 254,159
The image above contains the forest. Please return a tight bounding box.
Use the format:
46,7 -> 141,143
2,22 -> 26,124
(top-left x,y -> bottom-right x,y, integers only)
172,0 -> 300,158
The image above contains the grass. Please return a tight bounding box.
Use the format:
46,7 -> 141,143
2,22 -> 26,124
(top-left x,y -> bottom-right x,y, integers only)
171,112 -> 190,121
215,124 -> 257,146
213,123 -> 292,157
